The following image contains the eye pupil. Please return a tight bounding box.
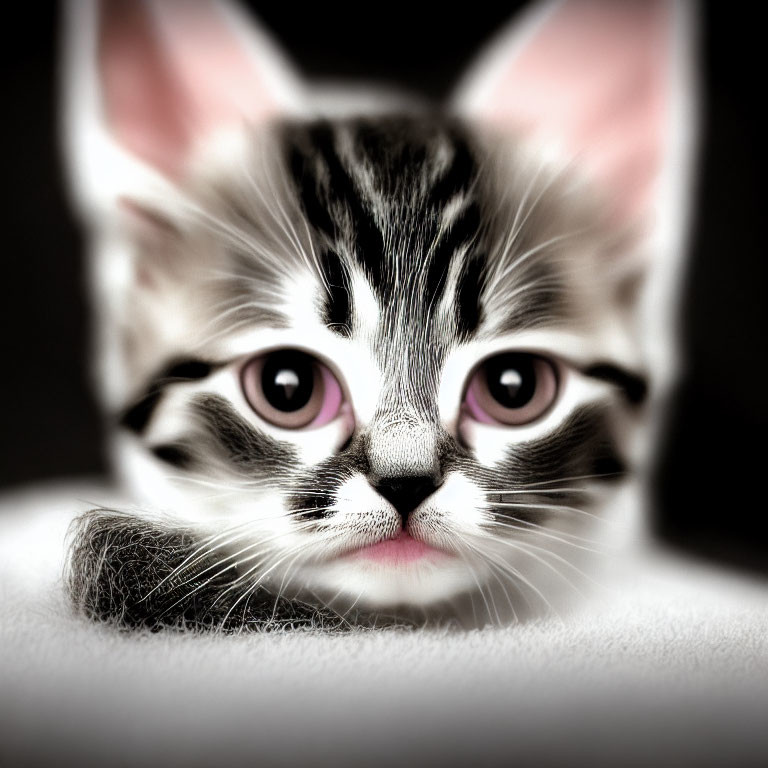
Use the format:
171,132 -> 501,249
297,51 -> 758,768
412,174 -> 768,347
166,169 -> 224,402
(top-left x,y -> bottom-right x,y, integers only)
486,355 -> 536,409
261,352 -> 314,412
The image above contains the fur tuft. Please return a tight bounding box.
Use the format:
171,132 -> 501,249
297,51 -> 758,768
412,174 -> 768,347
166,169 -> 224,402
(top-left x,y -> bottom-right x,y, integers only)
65,509 -> 370,632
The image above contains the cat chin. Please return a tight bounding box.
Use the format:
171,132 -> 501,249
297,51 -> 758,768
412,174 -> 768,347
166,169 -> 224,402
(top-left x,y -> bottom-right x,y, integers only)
296,556 -> 488,609
285,557 -> 592,627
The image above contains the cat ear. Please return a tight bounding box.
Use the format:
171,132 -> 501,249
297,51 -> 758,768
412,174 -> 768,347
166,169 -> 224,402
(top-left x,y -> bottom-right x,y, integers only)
452,0 -> 698,385
61,0 -> 308,407
62,0 -> 307,222
452,0 -> 697,235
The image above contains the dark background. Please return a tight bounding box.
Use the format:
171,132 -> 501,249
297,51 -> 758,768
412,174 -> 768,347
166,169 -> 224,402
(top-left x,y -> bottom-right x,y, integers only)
1,3 -> 765,573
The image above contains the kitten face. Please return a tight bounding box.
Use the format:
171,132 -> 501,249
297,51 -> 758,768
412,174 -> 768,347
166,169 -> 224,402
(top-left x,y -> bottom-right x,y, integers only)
109,117 -> 645,623
63,0 -> 694,627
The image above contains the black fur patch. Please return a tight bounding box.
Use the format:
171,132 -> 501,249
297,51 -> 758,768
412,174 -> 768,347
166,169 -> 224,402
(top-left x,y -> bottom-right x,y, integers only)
283,117 -> 483,326
193,394 -> 298,475
583,363 -> 648,405
502,405 -> 625,486
288,435 -> 370,521
165,360 -> 215,381
466,405 -> 626,525
120,389 -> 163,434
151,443 -> 194,469
119,358 -> 217,434
320,249 -> 352,336
455,250 -> 486,338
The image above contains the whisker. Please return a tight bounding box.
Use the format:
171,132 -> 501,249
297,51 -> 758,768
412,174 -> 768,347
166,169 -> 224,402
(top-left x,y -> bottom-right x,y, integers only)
479,472 -> 621,490
215,534 -> 343,629
456,548 -> 498,625
486,535 -> 589,601
487,530 -> 608,589
489,501 -> 608,524
484,518 -> 605,550
141,512 -> 327,602
462,537 -> 560,620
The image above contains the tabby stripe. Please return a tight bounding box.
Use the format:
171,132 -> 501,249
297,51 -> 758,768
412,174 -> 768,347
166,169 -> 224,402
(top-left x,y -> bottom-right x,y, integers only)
288,434 -> 370,521
583,364 -> 648,406
478,405 -> 626,524
424,201 -> 482,315
193,394 -> 298,475
151,443 -> 194,469
425,133 -> 476,207
320,249 -> 352,336
455,251 -> 485,338
287,120 -> 484,320
510,405 -> 626,486
120,359 -> 217,434
315,126 -> 388,290
287,141 -> 337,238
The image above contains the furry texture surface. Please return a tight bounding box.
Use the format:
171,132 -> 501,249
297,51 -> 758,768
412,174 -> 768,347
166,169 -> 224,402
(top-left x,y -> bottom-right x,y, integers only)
58,0 -> 693,623
66,508 -> 390,631
1,482 -> 767,768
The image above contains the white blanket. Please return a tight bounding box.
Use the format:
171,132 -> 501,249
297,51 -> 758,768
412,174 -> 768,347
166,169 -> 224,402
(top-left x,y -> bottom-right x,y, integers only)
1,482 -> 767,768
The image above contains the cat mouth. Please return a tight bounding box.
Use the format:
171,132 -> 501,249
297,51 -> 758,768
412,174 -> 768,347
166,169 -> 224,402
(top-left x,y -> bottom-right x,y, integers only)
344,531 -> 449,565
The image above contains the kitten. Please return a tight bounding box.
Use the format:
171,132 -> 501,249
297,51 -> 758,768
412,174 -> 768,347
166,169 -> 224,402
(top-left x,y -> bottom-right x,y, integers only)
62,0 -> 696,630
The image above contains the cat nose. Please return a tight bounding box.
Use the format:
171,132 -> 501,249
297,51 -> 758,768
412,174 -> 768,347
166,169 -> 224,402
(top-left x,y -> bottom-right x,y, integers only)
372,475 -> 441,523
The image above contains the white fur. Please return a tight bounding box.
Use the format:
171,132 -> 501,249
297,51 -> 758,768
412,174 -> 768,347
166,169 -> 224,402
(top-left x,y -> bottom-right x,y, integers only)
60,0 -> 699,621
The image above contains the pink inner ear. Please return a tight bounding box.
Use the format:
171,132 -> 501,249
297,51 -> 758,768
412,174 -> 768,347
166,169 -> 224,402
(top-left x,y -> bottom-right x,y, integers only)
100,0 -> 280,178
481,0 -> 671,226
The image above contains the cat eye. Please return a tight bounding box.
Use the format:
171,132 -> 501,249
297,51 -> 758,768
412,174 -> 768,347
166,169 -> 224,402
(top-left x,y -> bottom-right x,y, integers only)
241,349 -> 343,429
463,352 -> 558,426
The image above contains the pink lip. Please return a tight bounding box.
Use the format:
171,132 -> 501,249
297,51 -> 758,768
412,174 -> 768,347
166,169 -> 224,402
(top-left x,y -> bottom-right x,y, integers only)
350,532 -> 444,564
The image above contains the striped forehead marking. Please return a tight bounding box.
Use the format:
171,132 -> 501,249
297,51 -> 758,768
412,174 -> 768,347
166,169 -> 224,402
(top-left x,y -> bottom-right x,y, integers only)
284,117 -> 486,344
